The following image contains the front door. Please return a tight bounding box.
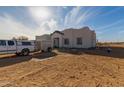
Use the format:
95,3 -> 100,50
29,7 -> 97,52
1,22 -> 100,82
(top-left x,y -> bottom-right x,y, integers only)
53,38 -> 59,48
7,40 -> 16,53
0,40 -> 7,54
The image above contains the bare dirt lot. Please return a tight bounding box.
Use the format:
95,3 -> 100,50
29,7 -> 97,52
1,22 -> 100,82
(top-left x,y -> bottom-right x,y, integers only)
0,44 -> 124,87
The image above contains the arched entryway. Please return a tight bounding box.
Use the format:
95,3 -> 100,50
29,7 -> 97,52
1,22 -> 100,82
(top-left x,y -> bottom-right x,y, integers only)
53,38 -> 59,48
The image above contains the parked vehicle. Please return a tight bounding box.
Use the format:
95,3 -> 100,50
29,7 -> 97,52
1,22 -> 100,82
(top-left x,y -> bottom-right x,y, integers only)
35,34 -> 52,52
0,40 -> 35,56
40,40 -> 52,52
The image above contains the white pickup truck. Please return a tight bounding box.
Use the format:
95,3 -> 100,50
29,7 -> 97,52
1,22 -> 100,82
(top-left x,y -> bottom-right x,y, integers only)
0,40 -> 35,56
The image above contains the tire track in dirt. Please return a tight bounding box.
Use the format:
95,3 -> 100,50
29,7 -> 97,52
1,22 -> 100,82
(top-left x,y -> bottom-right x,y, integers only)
0,56 -> 56,87
0,50 -> 124,86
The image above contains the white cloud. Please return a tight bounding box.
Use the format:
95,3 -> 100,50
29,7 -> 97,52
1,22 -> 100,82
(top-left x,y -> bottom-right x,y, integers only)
0,7 -> 59,40
75,8 -> 95,25
0,14 -> 35,40
0,13 -> 58,40
28,7 -> 52,24
96,18 -> 124,32
62,6 -> 68,9
40,19 -> 58,33
46,19 -> 58,31
63,7 -> 100,29
100,7 -> 121,17
28,7 -> 58,35
64,7 -> 81,28
118,30 -> 124,34
96,31 -> 104,35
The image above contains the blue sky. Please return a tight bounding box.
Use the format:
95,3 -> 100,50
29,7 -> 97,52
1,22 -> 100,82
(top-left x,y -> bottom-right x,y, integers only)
0,6 -> 124,42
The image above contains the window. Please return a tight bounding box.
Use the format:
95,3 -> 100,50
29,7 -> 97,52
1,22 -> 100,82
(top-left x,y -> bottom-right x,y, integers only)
22,42 -> 31,46
77,37 -> 82,45
64,38 -> 69,45
0,40 -> 6,46
8,41 -> 14,46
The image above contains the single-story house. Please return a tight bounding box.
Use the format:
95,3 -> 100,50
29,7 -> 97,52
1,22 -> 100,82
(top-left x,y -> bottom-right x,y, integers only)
51,26 -> 96,48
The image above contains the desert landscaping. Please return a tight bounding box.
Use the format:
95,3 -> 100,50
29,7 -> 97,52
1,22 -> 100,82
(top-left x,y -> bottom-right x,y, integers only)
0,43 -> 124,87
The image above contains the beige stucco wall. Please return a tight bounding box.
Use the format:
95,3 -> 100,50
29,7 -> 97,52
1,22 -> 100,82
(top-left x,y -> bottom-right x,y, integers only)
91,31 -> 96,47
51,27 -> 96,48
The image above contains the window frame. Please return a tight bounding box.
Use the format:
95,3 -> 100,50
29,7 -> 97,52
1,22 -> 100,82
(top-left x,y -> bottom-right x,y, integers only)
76,37 -> 82,45
64,38 -> 69,45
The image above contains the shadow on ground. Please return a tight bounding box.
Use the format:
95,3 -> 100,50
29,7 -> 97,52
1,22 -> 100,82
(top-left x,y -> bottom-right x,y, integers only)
0,52 -> 57,67
57,46 -> 124,59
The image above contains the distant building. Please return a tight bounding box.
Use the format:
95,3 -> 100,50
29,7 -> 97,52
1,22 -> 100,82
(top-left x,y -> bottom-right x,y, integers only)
51,27 -> 96,48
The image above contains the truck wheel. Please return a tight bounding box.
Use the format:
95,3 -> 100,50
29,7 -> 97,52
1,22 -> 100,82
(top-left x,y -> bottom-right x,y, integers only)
22,49 -> 29,56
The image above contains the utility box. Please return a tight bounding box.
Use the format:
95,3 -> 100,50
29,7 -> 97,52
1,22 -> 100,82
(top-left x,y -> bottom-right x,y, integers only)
35,34 -> 52,52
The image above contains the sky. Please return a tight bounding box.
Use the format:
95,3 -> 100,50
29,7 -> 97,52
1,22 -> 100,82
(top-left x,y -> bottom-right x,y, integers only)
0,6 -> 124,42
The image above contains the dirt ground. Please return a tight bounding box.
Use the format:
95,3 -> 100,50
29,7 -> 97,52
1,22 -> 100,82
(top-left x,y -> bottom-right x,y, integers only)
0,44 -> 124,87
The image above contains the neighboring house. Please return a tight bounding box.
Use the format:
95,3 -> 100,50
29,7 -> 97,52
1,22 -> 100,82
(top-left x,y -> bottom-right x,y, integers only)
51,27 -> 96,48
